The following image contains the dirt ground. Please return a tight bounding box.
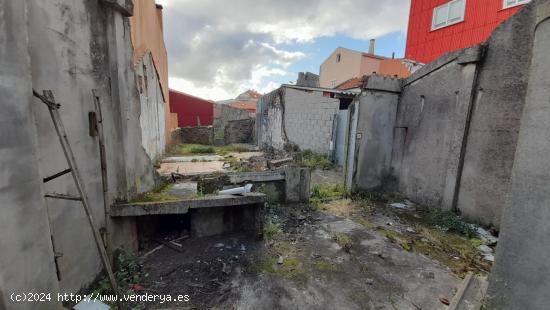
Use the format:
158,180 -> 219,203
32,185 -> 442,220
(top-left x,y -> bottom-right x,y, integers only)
133,201 -> 472,309
119,166 -> 494,309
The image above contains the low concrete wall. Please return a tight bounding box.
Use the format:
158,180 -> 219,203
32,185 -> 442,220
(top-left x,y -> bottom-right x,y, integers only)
213,104 -> 251,145
172,126 -> 214,145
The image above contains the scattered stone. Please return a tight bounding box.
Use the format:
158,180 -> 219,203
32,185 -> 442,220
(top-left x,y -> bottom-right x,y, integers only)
389,203 -> 408,209
297,214 -> 306,220
277,256 -> 284,265
477,245 -> 493,254
366,278 -> 374,285
222,262 -> 231,275
476,227 -> 498,245
406,227 -> 416,233
240,244 -> 246,251
386,222 -> 393,226
483,254 -> 495,262
214,243 -> 224,248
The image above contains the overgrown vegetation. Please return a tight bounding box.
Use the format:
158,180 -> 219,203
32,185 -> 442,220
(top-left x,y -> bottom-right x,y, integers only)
310,183 -> 348,208
424,208 -> 478,238
92,250 -> 143,296
167,143 -> 251,156
295,150 -> 335,170
130,183 -> 179,203
333,233 -> 353,253
263,203 -> 283,241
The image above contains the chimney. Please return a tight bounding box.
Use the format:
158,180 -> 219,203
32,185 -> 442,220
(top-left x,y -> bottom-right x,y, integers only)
368,39 -> 376,54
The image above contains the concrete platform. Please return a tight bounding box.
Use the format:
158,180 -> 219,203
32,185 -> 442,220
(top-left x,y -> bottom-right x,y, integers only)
111,193 -> 266,238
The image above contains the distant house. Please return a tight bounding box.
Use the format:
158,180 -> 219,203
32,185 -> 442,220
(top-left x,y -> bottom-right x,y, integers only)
319,43 -> 422,88
169,89 -> 214,127
217,90 -> 262,117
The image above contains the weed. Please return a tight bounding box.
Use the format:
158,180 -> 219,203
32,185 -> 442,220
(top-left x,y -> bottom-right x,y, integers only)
215,145 -> 251,155
92,250 -> 143,296
295,150 -> 334,170
425,208 -> 478,238
310,184 -> 348,208
131,183 -> 179,203
264,218 -> 283,241
333,233 -> 353,252
315,260 -> 338,272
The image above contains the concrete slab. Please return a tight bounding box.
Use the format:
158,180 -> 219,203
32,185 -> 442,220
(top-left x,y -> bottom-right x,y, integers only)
110,193 -> 266,217
162,155 -> 224,163
157,161 -> 225,176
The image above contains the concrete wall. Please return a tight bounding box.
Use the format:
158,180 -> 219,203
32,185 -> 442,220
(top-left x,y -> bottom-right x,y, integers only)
283,88 -> 339,154
0,0 -> 157,307
351,76 -> 401,190
486,2 -> 550,308
224,119 -> 255,144
0,1 -> 60,309
393,48 -> 481,210
455,3 -> 536,226
351,2 -> 536,227
136,51 -> 166,160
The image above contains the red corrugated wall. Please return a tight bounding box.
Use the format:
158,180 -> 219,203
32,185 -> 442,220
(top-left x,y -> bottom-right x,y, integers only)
406,0 -> 525,64
169,90 -> 214,127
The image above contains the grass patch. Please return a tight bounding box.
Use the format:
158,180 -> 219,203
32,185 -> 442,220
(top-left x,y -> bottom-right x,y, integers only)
295,150 -> 334,170
315,260 -> 339,272
333,232 -> 353,253
310,184 -> 347,209
425,208 -> 478,238
167,143 -> 251,156
131,183 -> 179,203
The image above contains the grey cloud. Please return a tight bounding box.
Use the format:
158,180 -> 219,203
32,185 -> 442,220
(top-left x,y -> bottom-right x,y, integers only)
161,0 -> 410,91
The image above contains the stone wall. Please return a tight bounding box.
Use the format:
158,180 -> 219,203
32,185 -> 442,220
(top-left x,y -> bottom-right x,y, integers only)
172,126 -> 214,145
213,104 -> 251,145
224,118 -> 255,144
0,0 -> 157,307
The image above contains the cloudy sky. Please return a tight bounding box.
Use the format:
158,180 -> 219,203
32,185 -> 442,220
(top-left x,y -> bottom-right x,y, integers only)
157,0 -> 411,101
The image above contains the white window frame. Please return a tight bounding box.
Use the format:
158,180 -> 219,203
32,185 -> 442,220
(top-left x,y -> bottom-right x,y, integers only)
502,0 -> 530,9
431,0 -> 466,31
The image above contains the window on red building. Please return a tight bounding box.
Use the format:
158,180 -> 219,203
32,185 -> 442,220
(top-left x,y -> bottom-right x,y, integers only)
503,0 -> 530,9
431,0 -> 466,31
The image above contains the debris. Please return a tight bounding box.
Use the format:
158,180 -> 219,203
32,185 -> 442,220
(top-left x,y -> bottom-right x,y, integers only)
141,244 -> 164,259
222,262 -> 231,275
439,297 -> 450,305
476,227 -> 498,245
389,202 -> 409,209
155,238 -> 184,253
240,244 -> 246,251
132,284 -> 145,292
268,157 -> 293,168
406,227 -> 416,233
172,234 -> 190,242
483,254 -> 495,262
214,243 -> 224,248
386,222 -> 393,226
170,241 -> 183,247
366,278 -> 374,285
477,245 -> 493,254
277,256 -> 284,265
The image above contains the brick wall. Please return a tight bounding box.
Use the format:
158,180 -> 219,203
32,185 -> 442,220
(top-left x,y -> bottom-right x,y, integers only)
283,88 -> 339,154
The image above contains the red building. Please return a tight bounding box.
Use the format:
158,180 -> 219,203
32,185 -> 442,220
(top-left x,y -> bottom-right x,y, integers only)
169,89 -> 214,127
406,0 -> 529,64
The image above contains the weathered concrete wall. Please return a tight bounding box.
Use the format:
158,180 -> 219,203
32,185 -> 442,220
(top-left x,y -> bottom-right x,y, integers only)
456,4 -> 536,226
136,51 -> 166,160
0,1 -> 61,309
257,89 -> 286,151
224,118 -> 255,144
393,48 -> 481,210
351,76 -> 401,191
486,2 -> 550,308
172,126 -> 214,145
0,0 -> 158,307
130,0 -> 178,146
283,88 -> 339,154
